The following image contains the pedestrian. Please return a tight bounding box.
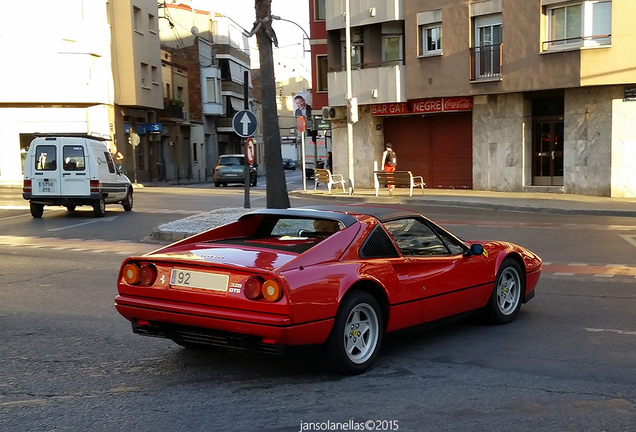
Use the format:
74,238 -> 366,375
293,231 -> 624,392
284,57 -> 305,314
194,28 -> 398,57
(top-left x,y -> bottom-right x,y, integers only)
382,143 -> 397,193
326,151 -> 333,172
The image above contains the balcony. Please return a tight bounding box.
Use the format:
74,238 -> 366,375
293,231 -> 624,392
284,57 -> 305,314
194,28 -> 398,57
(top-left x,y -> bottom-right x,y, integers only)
470,44 -> 503,81
542,34 -> 611,52
327,61 -> 406,106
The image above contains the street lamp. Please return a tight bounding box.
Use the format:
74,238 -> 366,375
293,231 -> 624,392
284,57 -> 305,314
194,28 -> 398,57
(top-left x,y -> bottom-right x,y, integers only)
271,15 -> 310,55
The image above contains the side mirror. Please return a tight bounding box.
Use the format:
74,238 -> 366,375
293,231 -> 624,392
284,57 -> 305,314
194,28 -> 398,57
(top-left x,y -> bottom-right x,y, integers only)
466,243 -> 484,256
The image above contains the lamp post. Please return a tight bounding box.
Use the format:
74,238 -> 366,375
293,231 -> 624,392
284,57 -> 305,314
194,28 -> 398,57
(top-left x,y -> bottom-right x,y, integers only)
271,15 -> 310,56
345,0 -> 354,194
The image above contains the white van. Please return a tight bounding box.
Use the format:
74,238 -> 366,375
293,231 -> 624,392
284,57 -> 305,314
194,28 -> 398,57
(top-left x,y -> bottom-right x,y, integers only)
22,134 -> 133,218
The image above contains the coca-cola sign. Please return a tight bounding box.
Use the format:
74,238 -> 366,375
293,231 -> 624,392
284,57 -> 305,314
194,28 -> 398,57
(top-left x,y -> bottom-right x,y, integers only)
372,96 -> 472,116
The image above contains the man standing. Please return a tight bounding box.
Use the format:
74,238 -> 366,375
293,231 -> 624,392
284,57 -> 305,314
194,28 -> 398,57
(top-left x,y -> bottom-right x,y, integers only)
382,143 -> 397,193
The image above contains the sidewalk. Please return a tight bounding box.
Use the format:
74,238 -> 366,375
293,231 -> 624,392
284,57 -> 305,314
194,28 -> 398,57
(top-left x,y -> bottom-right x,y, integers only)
147,185 -> 636,244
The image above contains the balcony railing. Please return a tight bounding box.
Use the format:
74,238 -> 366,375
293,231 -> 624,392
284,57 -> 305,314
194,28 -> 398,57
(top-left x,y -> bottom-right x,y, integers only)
470,44 -> 503,81
542,34 -> 611,51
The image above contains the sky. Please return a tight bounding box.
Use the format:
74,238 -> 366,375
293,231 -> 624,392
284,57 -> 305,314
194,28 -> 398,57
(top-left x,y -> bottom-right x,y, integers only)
191,0 -> 312,81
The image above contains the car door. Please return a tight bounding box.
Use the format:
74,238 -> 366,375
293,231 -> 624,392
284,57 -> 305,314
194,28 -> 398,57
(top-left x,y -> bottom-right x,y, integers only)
61,143 -> 90,197
384,217 -> 491,322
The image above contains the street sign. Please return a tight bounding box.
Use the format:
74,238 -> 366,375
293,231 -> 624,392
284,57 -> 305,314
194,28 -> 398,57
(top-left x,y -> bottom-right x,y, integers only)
297,116 -> 306,133
232,110 -> 258,137
245,137 -> 255,165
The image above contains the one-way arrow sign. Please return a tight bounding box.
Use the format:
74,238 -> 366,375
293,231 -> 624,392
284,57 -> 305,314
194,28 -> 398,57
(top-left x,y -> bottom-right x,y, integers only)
232,110 -> 257,138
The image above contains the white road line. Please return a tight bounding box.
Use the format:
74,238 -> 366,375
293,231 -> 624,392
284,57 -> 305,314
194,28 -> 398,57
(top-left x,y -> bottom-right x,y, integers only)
593,274 -> 614,278
585,328 -> 636,336
568,263 -> 589,266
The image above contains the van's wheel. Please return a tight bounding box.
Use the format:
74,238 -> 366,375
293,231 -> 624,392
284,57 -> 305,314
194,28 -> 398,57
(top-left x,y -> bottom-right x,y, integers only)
326,291 -> 384,375
65,205 -> 76,212
122,189 -> 133,211
93,198 -> 106,218
30,202 -> 44,218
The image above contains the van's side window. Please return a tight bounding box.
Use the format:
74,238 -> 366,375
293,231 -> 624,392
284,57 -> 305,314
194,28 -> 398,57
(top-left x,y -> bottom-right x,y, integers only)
63,146 -> 86,171
104,152 -> 116,174
35,145 -> 57,171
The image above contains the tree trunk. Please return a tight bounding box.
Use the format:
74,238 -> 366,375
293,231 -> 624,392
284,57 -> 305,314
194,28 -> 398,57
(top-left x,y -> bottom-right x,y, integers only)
255,0 -> 290,209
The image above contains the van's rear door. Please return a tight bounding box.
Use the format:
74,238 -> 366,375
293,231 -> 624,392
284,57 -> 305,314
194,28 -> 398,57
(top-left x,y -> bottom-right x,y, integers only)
32,141 -> 62,197
61,143 -> 90,196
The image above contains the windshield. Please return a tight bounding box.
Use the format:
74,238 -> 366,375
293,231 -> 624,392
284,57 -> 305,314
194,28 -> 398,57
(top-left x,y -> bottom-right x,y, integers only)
219,156 -> 243,166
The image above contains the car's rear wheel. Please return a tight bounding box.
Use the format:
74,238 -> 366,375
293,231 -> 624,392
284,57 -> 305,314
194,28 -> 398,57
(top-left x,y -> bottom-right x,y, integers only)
93,197 -> 106,218
122,189 -> 133,211
30,202 -> 44,218
326,291 -> 383,375
486,258 -> 524,324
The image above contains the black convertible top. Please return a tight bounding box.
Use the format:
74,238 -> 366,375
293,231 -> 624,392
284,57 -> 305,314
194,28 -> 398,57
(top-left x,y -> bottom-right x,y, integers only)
241,205 -> 421,226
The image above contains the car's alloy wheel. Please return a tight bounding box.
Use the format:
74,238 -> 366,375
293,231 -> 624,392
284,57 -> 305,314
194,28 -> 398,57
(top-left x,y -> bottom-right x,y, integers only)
487,258 -> 523,324
93,197 -> 106,218
122,189 -> 133,211
327,291 -> 383,375
30,202 -> 44,218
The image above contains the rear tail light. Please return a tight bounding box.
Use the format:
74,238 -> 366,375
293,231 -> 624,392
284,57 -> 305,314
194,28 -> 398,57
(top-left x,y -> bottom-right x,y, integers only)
244,276 -> 263,300
262,279 -> 283,302
123,263 -> 140,284
139,264 -> 157,286
23,179 -> 32,193
244,277 -> 283,302
90,180 -> 100,193
122,262 -> 157,286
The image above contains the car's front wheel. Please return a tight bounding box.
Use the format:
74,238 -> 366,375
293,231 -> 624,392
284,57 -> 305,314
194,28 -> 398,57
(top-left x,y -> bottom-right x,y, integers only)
486,258 -> 524,324
326,291 -> 383,375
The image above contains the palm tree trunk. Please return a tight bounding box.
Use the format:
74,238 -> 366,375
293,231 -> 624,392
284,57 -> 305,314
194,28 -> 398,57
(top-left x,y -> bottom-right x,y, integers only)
255,0 -> 290,209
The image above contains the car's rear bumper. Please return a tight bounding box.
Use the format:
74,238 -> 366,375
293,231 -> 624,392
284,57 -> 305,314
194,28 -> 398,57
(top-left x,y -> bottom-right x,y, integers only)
115,295 -> 334,347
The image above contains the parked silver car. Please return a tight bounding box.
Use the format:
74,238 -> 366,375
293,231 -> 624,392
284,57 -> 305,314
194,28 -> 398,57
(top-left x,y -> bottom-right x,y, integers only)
213,154 -> 257,187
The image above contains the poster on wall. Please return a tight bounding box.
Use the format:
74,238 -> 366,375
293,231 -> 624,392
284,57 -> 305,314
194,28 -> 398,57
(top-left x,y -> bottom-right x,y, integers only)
293,91 -> 312,117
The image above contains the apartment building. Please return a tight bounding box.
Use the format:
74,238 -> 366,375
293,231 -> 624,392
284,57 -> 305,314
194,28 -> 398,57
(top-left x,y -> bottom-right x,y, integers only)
320,0 -> 636,197
0,0 -> 163,186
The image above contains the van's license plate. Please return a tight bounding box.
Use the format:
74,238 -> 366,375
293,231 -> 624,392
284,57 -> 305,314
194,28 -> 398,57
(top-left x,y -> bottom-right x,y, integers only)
170,269 -> 229,292
38,180 -> 55,193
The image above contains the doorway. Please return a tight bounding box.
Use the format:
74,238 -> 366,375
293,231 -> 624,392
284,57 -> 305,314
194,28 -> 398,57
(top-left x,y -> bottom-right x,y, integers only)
532,119 -> 563,186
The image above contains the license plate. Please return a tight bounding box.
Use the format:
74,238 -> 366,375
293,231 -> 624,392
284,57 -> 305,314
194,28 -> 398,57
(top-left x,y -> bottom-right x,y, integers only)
37,180 -> 56,193
170,269 -> 229,292
226,173 -> 239,177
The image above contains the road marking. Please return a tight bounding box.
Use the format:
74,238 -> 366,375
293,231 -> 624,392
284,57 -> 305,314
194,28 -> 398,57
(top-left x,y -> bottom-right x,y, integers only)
619,234 -> 636,249
585,328 -> 636,336
544,263 -> 636,278
0,235 -> 155,256
47,215 -> 119,232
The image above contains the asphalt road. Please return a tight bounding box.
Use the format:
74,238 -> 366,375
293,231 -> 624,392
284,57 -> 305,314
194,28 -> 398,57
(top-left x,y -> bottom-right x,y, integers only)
1,176 -> 636,431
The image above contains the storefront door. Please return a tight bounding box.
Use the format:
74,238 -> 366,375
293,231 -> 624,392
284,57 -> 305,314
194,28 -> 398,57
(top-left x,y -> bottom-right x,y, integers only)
532,119 -> 563,186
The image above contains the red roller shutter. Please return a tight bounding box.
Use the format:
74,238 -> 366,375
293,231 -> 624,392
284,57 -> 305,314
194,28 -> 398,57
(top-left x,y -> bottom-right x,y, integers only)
384,112 -> 472,189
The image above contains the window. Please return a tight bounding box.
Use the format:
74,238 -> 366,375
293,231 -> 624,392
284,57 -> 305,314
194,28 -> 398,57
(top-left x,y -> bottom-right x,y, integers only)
341,43 -> 363,70
192,143 -> 198,163
546,1 -> 611,49
382,35 -> 402,66
63,146 -> 86,171
151,66 -> 159,85
316,55 -> 328,92
35,145 -> 57,171
104,152 -> 116,174
473,15 -> 502,79
314,0 -> 325,21
133,6 -> 141,32
383,218 -> 452,256
417,10 -> 442,56
419,24 -> 442,56
205,77 -> 218,103
141,62 -> 149,87
148,13 -> 157,33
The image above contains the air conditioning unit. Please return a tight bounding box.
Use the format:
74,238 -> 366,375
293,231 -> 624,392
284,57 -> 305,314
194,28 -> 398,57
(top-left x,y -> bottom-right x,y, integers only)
322,106 -> 347,121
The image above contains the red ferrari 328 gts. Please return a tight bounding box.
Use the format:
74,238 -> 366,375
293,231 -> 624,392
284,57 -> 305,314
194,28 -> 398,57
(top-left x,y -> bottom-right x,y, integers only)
115,206 -> 542,374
